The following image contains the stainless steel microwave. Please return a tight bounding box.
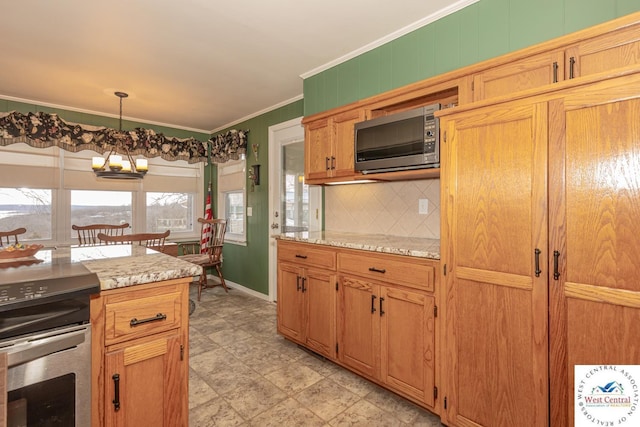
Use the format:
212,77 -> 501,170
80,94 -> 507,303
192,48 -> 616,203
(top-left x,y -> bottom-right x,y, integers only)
354,103 -> 440,174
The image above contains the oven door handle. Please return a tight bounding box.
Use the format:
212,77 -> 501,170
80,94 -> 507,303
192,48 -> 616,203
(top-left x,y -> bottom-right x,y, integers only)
3,327 -> 88,368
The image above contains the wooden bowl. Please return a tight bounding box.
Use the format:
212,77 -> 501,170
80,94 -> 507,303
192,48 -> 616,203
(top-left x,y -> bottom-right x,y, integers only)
0,244 -> 45,260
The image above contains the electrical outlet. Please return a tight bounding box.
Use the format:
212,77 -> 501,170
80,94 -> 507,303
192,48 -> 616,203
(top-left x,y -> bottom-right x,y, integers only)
419,199 -> 429,215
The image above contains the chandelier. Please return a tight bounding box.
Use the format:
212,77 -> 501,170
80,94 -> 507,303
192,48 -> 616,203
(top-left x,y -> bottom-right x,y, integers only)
92,92 -> 148,179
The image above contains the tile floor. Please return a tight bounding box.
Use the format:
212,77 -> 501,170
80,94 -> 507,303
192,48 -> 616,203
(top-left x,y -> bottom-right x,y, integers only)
187,285 -> 444,427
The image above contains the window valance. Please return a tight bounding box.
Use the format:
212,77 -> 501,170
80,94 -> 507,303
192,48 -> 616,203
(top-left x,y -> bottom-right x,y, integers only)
210,129 -> 249,164
0,111 -> 209,163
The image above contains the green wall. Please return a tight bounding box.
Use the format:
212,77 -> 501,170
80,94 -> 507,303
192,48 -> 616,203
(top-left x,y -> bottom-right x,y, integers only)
303,0 -> 640,115
211,100 -> 304,296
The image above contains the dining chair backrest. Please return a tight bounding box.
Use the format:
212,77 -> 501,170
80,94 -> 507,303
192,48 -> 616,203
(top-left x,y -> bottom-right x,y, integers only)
202,218 -> 226,262
97,230 -> 170,251
0,227 -> 27,247
177,218 -> 227,300
72,223 -> 130,246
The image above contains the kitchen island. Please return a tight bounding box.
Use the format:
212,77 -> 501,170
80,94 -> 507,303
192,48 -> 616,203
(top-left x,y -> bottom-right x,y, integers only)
0,244 -> 199,427
83,244 -> 199,427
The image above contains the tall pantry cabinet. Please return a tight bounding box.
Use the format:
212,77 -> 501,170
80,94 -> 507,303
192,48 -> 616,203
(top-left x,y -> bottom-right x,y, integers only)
439,71 -> 640,426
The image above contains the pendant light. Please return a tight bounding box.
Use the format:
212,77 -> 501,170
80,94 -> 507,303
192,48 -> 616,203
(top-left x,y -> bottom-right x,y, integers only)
92,91 -> 148,179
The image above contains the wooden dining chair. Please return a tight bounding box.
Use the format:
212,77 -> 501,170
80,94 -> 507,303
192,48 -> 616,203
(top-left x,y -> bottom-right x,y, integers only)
97,230 -> 171,252
0,227 -> 27,247
72,223 -> 130,246
178,218 -> 227,301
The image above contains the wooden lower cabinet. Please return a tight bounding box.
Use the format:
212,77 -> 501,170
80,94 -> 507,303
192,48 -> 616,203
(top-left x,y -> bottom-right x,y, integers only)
338,276 -> 436,408
104,333 -> 184,426
277,239 -> 440,415
277,240 -> 337,359
91,279 -> 190,427
277,262 -> 336,358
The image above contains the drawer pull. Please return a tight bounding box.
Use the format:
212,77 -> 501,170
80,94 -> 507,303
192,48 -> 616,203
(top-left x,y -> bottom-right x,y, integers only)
371,295 -> 377,313
295,254 -> 308,259
130,313 -> 167,327
368,267 -> 386,274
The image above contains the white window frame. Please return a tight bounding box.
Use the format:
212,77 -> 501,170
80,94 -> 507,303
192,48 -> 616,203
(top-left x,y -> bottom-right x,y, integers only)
216,158 -> 247,245
0,143 -> 204,246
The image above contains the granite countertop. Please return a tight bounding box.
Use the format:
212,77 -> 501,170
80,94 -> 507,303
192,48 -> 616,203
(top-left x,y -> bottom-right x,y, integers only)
77,245 -> 201,290
0,245 -> 201,291
277,231 -> 440,260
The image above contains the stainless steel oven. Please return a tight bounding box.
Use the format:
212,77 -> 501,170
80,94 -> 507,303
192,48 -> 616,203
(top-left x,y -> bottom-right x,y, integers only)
2,324 -> 91,426
0,249 -> 100,427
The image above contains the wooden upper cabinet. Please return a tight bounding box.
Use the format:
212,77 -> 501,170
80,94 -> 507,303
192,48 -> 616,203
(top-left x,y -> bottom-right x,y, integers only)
472,50 -> 565,102
564,23 -> 640,79
332,109 -> 364,179
305,118 -> 332,181
304,108 -> 365,183
473,15 -> 640,103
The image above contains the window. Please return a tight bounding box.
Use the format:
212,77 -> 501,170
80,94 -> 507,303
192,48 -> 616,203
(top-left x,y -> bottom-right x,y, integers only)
217,159 -> 246,243
0,188 -> 52,241
225,191 -> 244,235
146,192 -> 194,233
0,143 -> 203,246
71,191 -> 132,237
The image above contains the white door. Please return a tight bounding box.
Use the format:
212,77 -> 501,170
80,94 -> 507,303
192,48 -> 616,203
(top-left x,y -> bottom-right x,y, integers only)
268,117 -> 321,301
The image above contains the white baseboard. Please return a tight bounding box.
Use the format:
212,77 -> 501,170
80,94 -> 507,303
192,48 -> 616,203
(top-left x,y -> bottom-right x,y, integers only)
205,275 -> 271,302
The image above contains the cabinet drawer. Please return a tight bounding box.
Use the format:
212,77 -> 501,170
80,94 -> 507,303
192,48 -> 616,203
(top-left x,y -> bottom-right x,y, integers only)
104,290 -> 182,345
338,251 -> 435,292
278,242 -> 336,271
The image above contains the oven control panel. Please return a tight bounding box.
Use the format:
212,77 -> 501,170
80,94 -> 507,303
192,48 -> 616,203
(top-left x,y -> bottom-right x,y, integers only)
0,284 -> 50,303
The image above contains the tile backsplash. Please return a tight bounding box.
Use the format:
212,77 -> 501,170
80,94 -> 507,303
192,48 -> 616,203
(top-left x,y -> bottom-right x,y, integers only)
324,179 -> 440,239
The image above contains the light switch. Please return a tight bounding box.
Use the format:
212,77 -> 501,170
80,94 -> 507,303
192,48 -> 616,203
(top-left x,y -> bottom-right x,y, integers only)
247,207 -> 253,217
419,199 -> 429,215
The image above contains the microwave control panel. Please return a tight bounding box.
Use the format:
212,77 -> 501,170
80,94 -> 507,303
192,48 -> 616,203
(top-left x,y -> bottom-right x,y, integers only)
423,111 -> 440,163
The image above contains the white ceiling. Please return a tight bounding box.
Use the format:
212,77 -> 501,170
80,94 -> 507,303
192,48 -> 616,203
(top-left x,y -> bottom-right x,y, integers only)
1,0 -> 465,134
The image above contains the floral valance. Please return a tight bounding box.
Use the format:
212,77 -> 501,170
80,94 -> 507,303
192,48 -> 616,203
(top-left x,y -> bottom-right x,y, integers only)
0,111 -> 209,164
210,129 -> 249,163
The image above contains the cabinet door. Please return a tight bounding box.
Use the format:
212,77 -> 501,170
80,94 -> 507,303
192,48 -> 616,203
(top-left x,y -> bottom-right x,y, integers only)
380,286 -> 435,408
338,276 -> 380,378
104,334 -> 185,427
305,119 -> 332,180
305,268 -> 336,359
332,109 -> 365,178
565,24 -> 640,79
277,263 -> 306,342
548,76 -> 640,427
440,102 -> 549,426
472,50 -> 565,101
